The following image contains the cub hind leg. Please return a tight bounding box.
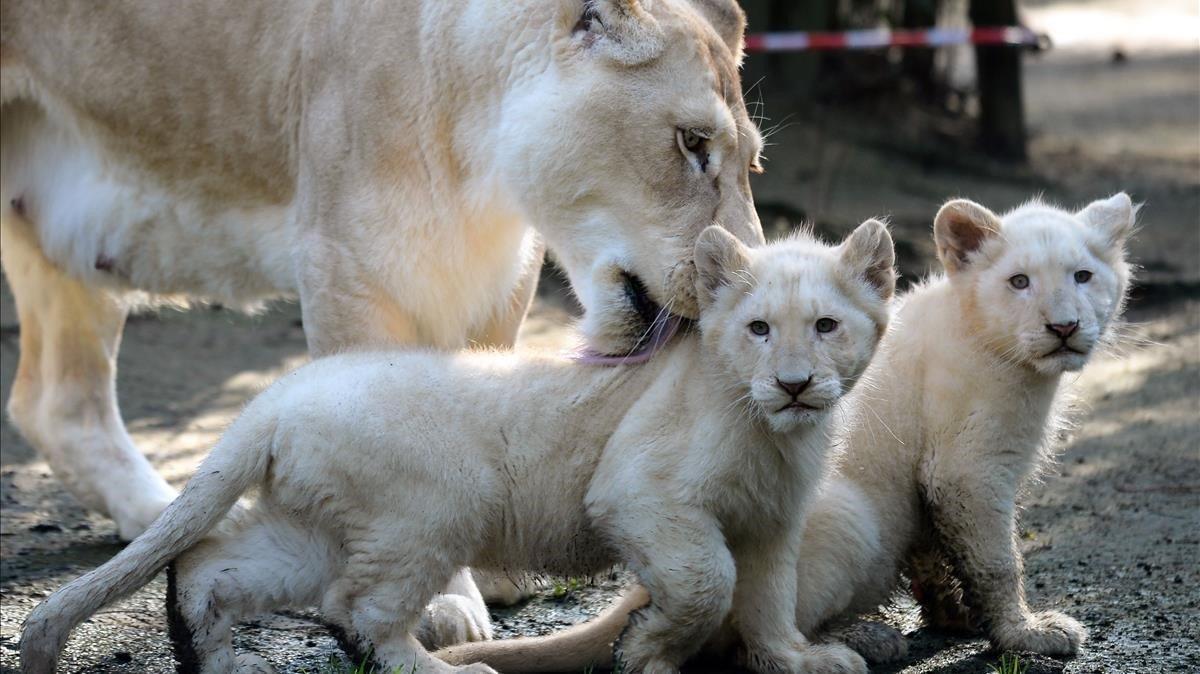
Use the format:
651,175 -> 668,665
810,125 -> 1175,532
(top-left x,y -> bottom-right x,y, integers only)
168,511 -> 336,673
320,530 -> 497,674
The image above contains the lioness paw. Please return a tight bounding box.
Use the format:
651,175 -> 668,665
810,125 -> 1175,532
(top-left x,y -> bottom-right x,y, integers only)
416,594 -> 494,650
110,487 -> 178,541
993,610 -> 1086,655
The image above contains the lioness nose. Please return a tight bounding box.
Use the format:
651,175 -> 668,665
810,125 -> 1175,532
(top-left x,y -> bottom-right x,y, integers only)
1046,321 -> 1079,339
775,377 -> 811,398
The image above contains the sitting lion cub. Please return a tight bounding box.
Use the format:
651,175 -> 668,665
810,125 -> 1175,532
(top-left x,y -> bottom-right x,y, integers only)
21,221 -> 896,674
799,193 -> 1134,659
438,194 -> 1134,671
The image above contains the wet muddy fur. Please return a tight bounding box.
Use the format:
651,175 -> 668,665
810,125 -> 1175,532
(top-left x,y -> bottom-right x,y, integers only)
166,563 -> 201,674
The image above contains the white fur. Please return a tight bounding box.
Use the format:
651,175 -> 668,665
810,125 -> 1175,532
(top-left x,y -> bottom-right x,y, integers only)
19,222 -> 894,674
440,194 -> 1134,670
0,0 -> 763,535
794,194 -> 1134,655
2,0 -> 761,644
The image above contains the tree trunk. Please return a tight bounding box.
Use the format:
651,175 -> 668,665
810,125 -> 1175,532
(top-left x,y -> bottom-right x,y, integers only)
969,0 -> 1027,161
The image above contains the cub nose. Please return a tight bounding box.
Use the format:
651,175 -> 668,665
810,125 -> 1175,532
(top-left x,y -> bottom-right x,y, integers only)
775,377 -> 811,398
1045,321 -> 1079,339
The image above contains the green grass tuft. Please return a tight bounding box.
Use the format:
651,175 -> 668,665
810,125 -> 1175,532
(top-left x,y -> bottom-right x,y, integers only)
989,653 -> 1029,674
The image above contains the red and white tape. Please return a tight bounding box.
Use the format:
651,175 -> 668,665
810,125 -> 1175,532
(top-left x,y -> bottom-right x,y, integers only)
744,26 -> 1045,52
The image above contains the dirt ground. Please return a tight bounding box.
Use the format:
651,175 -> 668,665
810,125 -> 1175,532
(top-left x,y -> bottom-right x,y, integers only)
1,2 -> 1197,672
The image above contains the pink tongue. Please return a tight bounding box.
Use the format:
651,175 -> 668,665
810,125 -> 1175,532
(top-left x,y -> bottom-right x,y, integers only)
571,315 -> 683,366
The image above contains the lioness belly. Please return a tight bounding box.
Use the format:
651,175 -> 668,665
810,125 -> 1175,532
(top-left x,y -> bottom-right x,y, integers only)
1,101 -> 298,306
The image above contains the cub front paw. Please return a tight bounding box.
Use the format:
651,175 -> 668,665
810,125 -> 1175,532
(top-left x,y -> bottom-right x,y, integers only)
416,594 -> 494,649
797,643 -> 868,674
742,642 -> 867,674
993,610 -> 1086,656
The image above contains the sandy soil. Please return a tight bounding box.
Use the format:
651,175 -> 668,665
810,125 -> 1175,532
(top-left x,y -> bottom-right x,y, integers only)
1,3 -> 1197,672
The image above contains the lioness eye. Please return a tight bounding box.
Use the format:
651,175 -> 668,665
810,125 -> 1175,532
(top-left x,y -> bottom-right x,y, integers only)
815,317 -> 838,333
677,128 -> 710,172
748,320 -> 770,336
1074,270 -> 1092,283
1009,274 -> 1030,290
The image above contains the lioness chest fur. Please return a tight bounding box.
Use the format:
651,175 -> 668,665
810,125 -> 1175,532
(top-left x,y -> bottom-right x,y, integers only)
21,221 -> 896,674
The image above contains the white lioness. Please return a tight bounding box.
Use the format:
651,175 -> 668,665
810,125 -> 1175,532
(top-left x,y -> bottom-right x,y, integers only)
438,194 -> 1134,671
20,221 -> 896,674
0,0 -> 764,542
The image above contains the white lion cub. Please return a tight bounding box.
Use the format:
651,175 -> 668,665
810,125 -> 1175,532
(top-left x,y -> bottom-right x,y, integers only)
21,221 -> 896,674
794,194 -> 1134,658
439,194 -> 1134,672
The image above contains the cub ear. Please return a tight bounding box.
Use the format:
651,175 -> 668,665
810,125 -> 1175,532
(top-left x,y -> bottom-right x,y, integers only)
1077,192 -> 1136,249
840,218 -> 896,300
574,0 -> 665,66
694,225 -> 751,307
933,199 -> 1002,274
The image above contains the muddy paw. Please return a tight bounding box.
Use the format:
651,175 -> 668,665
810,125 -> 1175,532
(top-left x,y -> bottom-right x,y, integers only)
834,621 -> 908,663
796,643 -> 868,674
993,610 -> 1086,656
416,594 -> 494,650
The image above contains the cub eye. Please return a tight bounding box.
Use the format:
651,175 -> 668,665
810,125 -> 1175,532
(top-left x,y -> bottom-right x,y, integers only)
677,128 -> 711,173
1009,274 -> 1030,290
815,317 -> 838,333
1074,270 -> 1093,284
748,320 -> 770,336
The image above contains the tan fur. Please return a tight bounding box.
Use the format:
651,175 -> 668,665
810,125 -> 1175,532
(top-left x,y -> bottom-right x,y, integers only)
2,0 -> 764,643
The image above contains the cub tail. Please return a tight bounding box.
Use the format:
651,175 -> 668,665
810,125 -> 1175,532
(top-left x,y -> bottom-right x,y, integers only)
435,585 -> 648,672
19,413 -> 277,674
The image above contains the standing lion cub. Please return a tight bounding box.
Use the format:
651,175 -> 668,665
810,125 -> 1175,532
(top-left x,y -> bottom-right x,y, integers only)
21,221 -> 896,674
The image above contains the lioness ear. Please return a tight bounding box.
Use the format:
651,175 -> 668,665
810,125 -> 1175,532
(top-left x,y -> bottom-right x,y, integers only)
840,219 -> 896,300
1077,192 -> 1136,249
933,199 -> 1002,274
685,0 -> 747,58
694,225 -> 751,306
574,0 -> 665,66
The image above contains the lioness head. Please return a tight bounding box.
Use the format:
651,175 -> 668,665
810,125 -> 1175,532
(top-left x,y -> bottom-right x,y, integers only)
503,0 -> 765,356
694,221 -> 896,432
934,193 -> 1135,376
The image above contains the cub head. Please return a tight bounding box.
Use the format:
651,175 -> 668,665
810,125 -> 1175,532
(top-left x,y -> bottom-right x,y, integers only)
933,193 -> 1135,376
694,221 -> 896,432
505,0 -> 765,356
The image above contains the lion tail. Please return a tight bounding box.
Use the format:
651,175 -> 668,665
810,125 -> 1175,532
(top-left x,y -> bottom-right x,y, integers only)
19,412 -> 277,674
435,585 -> 648,673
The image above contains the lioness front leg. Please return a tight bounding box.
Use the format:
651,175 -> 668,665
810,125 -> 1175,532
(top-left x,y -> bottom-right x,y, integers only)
613,512 -> 736,674
922,456 -> 1086,655
733,533 -> 866,674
